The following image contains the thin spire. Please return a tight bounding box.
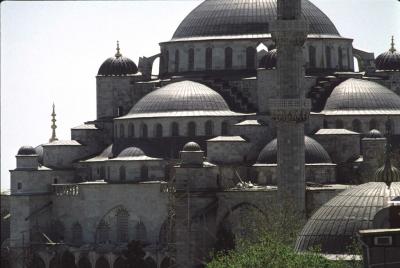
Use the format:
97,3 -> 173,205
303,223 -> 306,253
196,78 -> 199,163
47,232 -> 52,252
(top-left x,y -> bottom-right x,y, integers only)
389,36 -> 396,53
115,40 -> 122,58
49,103 -> 58,142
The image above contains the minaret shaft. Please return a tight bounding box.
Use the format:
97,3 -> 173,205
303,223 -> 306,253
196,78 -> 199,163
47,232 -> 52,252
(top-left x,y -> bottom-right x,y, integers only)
270,0 -> 309,212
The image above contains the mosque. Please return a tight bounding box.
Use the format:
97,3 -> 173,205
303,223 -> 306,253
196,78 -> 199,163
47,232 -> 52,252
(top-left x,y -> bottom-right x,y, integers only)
2,0 -> 400,267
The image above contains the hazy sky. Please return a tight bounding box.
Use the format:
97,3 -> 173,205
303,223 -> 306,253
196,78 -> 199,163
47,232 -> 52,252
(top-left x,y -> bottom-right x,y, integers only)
1,0 -> 399,191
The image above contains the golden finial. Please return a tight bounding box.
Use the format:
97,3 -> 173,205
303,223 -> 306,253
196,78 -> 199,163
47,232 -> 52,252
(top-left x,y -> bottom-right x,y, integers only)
115,40 -> 122,58
49,103 -> 58,142
389,36 -> 396,53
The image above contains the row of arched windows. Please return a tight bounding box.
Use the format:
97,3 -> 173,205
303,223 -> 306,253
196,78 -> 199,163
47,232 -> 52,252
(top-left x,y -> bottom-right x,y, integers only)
30,252 -> 164,268
168,46 -> 257,72
116,121 -> 229,138
119,165 -> 148,181
328,118 -> 395,133
309,45 -> 347,69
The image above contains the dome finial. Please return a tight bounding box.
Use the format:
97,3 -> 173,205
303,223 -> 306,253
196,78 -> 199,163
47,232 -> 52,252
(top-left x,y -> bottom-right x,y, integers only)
115,40 -> 122,58
389,36 -> 396,53
49,103 -> 58,142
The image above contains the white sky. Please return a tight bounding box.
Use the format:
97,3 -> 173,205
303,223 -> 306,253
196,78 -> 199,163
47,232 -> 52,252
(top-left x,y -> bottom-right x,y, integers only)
1,0 -> 400,191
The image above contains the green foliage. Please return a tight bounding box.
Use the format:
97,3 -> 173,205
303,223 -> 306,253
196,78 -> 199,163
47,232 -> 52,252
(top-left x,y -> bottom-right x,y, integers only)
208,233 -> 355,268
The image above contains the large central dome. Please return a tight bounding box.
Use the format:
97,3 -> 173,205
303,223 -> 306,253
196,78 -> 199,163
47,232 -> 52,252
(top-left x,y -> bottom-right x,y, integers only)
172,0 -> 340,40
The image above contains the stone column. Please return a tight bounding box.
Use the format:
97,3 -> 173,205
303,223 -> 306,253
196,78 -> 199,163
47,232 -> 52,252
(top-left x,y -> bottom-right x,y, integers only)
269,0 -> 310,212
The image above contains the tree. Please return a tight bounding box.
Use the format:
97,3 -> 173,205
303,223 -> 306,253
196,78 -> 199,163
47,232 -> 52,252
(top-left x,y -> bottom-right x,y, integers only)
122,240 -> 147,268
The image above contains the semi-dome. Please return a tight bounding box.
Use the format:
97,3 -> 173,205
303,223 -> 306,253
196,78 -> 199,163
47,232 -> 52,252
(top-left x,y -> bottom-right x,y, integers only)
182,142 -> 202,152
259,49 -> 277,69
97,42 -> 138,76
118,147 -> 145,158
172,0 -> 340,41
323,78 -> 400,115
375,36 -> 400,71
17,146 -> 37,155
295,182 -> 400,254
257,136 -> 331,164
124,81 -> 239,118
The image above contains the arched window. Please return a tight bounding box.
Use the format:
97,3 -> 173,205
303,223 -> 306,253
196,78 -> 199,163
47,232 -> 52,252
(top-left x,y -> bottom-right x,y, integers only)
71,222 -> 82,245
174,50 -> 180,73
338,47 -> 343,69
117,106 -> 124,117
165,50 -> 169,72
100,166 -> 105,179
78,257 -> 91,268
205,120 -> 214,136
17,182 -> 22,190
114,125 -> 118,137
386,119 -> 395,134
155,123 -> 163,138
323,119 -> 328,128
128,123 -> 135,138
119,124 -> 125,138
188,48 -> 195,71
225,47 -> 233,69
141,124 -> 148,138
188,121 -> 196,137
107,166 -> 110,180
325,46 -> 332,69
119,166 -> 126,181
61,251 -> 76,268
221,121 -> 228,135
352,119 -> 362,133
95,257 -> 110,268
136,221 -> 147,242
96,219 -> 110,243
335,119 -> 344,129
49,220 -> 65,242
206,47 -> 213,70
113,257 -> 127,268
309,45 -> 316,68
369,119 -> 379,130
246,47 -> 256,69
141,165 -> 149,179
171,122 -> 179,136
116,208 -> 129,242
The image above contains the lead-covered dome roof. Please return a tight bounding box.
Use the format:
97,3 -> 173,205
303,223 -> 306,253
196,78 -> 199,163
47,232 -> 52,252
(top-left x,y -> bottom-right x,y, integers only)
322,78 -> 400,115
295,182 -> 400,254
375,37 -> 400,71
118,147 -> 145,158
122,81 -> 241,119
97,42 -> 138,76
172,0 -> 340,41
17,146 -> 36,155
257,136 -> 332,164
259,49 -> 277,69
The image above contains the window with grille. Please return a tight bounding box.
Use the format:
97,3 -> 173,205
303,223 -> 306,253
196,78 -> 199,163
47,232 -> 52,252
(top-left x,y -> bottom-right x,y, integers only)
116,208 -> 129,242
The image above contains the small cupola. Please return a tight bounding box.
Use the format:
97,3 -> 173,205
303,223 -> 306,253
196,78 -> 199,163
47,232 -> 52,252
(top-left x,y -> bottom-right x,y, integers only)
375,36 -> 400,71
97,41 -> 138,76
180,142 -> 204,166
16,145 -> 39,169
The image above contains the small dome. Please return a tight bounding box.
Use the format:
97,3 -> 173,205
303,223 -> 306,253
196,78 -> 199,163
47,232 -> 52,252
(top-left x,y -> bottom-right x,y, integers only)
17,146 -> 37,155
182,142 -> 202,152
323,78 -> 400,114
127,81 -> 232,116
296,182 -> 400,254
375,164 -> 400,185
257,136 -> 331,164
366,129 -> 383,139
97,42 -> 138,76
118,147 -> 145,157
259,49 -> 277,69
375,36 -> 400,71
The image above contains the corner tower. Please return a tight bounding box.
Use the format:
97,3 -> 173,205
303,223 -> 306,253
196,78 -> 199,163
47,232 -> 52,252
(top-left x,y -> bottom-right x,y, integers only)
269,0 -> 310,211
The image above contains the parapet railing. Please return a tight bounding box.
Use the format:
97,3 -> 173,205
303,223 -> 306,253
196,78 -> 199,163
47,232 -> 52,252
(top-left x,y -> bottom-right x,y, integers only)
52,184 -> 79,196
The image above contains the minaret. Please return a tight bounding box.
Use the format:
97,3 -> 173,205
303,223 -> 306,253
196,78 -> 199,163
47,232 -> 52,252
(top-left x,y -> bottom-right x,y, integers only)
49,103 -> 58,142
389,36 -> 396,53
269,0 -> 310,212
